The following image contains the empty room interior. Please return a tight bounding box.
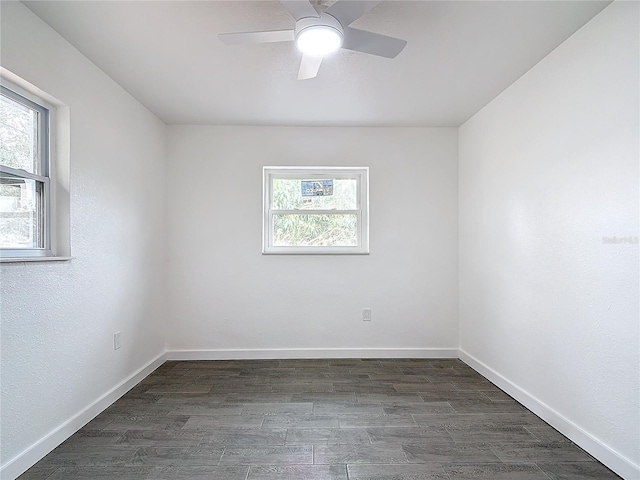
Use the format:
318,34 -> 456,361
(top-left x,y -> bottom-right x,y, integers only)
0,0 -> 638,479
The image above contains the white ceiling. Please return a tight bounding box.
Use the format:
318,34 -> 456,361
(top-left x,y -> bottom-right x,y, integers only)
24,0 -> 609,126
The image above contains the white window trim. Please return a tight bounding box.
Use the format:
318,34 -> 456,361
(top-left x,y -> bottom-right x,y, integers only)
263,166 -> 369,255
0,83 -> 52,258
1,69 -> 71,263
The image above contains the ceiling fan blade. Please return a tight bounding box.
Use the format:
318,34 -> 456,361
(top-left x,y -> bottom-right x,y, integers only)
218,29 -> 295,45
280,0 -> 319,21
298,54 -> 322,80
342,27 -> 406,58
324,0 -> 382,26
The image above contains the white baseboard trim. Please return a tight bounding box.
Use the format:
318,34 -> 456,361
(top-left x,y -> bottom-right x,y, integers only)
165,348 -> 459,360
0,353 -> 166,480
459,349 -> 640,480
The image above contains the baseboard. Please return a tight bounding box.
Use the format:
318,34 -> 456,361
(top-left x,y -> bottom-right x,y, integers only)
459,349 -> 640,480
165,347 -> 459,360
0,353 -> 167,480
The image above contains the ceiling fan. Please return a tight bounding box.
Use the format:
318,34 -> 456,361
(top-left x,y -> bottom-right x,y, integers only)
218,0 -> 407,80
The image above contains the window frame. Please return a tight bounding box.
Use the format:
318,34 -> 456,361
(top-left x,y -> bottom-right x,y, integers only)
263,166 -> 369,255
0,82 -> 53,258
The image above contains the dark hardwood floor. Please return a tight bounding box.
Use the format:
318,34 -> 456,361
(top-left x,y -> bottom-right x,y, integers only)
19,359 -> 621,479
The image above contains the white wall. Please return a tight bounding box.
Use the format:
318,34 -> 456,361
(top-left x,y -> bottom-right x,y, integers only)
165,126 -> 458,357
459,2 -> 639,478
0,2 -> 167,477
2,0 -> 637,478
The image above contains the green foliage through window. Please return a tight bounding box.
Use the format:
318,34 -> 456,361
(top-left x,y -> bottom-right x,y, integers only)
274,214 -> 357,246
0,86 -> 48,252
271,178 -> 358,247
0,94 -> 38,174
264,167 -> 368,254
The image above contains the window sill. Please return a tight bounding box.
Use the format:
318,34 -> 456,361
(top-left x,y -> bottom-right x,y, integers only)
0,256 -> 73,264
262,252 -> 370,255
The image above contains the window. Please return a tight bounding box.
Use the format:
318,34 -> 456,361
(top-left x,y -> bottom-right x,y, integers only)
263,166 -> 369,254
0,84 -> 52,258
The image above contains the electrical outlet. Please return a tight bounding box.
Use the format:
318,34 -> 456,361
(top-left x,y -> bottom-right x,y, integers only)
362,308 -> 371,322
114,331 -> 122,350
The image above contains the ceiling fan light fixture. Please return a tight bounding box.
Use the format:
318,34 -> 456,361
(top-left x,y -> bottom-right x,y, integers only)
296,26 -> 343,56
219,1 -> 407,80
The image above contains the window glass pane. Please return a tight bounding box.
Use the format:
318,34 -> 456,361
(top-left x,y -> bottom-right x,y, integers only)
0,174 -> 43,248
0,93 -> 39,174
272,178 -> 357,210
273,214 -> 357,247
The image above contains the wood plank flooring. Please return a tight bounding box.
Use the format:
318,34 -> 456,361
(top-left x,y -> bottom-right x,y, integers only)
18,359 -> 621,479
